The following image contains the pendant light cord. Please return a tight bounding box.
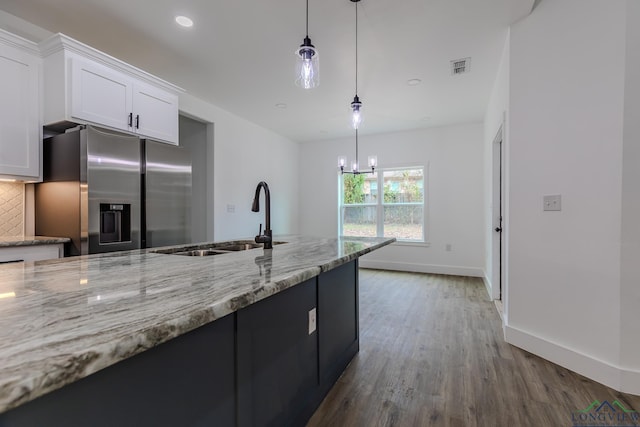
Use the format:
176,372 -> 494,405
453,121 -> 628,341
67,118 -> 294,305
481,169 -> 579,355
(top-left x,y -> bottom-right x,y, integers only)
355,1 -> 358,95
306,0 -> 309,37
354,1 -> 359,166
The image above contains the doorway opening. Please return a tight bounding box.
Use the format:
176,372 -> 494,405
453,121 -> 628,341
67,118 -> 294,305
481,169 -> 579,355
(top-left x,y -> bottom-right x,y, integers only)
492,125 -> 504,301
179,115 -> 212,243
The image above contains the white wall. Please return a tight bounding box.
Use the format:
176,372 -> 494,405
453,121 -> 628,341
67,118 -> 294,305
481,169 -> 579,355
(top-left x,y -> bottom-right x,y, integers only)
620,0 -> 640,383
299,124 -> 485,276
483,32 -> 510,300
179,95 -> 300,242
0,10 -> 51,42
505,0 -> 636,393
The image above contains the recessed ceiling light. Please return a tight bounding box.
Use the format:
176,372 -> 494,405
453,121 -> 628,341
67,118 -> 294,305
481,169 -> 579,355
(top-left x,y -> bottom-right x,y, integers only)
275,103 -> 287,109
175,16 -> 194,28
407,79 -> 422,86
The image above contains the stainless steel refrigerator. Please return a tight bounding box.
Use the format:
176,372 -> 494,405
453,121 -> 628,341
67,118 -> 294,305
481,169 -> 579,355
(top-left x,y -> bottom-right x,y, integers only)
35,125 -> 191,256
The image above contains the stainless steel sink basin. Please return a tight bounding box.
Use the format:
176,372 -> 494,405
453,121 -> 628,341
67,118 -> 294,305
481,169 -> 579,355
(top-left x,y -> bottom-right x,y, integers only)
215,243 -> 262,251
153,240 -> 286,257
174,249 -> 231,257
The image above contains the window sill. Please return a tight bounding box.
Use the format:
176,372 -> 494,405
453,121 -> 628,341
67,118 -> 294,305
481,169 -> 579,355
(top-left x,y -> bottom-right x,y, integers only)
390,240 -> 431,248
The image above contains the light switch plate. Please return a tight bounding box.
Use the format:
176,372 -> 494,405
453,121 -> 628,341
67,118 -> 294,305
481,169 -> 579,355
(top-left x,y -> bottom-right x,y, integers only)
226,204 -> 235,213
543,195 -> 561,211
308,308 -> 317,335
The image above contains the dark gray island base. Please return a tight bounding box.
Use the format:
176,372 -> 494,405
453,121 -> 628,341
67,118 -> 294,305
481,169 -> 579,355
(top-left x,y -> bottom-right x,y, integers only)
0,260 -> 362,427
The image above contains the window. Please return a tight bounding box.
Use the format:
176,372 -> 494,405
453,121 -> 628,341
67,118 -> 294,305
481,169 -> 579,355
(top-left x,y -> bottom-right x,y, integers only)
339,167 -> 425,242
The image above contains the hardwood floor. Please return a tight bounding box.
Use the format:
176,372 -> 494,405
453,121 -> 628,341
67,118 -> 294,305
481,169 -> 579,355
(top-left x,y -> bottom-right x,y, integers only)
306,269 -> 640,427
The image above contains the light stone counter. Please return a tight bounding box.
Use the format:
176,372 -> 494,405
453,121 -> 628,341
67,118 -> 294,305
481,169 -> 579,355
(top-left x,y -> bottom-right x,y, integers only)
0,235 -> 394,414
0,236 -> 70,247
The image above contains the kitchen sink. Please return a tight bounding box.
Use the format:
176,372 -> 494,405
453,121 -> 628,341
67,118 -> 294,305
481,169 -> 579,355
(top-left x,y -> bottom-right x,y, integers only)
175,249 -> 231,257
153,240 -> 285,257
216,243 -> 262,251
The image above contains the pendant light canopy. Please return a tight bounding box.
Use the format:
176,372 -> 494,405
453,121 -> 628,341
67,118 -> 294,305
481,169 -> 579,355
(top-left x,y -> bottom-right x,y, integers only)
339,0 -> 376,175
295,0 -> 319,89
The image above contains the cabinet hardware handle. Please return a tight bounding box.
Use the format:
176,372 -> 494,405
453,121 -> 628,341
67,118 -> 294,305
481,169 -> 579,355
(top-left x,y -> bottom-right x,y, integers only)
128,112 -> 133,127
135,115 -> 140,129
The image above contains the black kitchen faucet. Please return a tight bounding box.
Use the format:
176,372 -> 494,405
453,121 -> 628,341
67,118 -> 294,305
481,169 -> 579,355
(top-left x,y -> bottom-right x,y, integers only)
251,181 -> 273,249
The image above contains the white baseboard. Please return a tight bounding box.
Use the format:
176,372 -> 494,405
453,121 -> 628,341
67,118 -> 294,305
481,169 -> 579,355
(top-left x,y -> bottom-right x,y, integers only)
483,272 -> 494,299
621,369 -> 640,395
358,259 -> 484,277
505,325 -> 640,396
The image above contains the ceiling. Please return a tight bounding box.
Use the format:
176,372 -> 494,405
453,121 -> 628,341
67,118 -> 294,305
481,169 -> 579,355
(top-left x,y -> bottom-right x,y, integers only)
0,0 -> 534,143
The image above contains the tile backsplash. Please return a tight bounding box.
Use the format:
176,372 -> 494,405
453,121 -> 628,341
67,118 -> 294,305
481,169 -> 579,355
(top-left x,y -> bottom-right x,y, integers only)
0,183 -> 24,236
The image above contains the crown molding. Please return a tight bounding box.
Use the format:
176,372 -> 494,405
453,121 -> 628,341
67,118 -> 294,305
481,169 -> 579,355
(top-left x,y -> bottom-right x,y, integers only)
39,33 -> 183,94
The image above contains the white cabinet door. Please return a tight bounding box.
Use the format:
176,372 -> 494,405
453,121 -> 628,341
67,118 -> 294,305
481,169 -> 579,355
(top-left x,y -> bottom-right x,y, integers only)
0,42 -> 40,178
132,82 -> 179,144
70,57 -> 132,133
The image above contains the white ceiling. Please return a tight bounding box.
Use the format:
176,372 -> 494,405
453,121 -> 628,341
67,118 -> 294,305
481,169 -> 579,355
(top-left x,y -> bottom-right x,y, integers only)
1,0 -> 533,143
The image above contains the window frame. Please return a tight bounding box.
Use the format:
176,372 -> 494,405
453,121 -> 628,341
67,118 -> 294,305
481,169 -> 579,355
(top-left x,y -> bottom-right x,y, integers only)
338,164 -> 428,244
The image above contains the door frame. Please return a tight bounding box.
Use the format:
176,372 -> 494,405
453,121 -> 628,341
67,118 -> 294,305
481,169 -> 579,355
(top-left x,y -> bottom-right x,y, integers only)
491,124 -> 505,301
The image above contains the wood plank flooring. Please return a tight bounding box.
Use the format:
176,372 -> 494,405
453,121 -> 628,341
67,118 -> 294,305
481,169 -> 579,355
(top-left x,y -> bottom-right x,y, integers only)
306,269 -> 640,427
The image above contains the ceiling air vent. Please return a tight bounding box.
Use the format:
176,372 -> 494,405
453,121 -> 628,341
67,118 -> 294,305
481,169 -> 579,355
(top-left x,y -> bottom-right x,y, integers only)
450,57 -> 471,75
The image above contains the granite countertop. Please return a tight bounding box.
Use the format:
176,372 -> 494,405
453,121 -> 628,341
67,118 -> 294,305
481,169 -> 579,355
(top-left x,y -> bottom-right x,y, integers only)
0,235 -> 394,414
0,236 -> 71,247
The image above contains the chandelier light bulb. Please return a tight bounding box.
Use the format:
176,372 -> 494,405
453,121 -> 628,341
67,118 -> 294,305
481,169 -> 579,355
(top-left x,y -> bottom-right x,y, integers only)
368,155 -> 377,168
338,156 -> 347,168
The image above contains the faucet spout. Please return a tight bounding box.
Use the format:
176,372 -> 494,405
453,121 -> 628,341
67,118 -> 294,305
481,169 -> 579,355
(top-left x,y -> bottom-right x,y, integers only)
252,181 -> 272,249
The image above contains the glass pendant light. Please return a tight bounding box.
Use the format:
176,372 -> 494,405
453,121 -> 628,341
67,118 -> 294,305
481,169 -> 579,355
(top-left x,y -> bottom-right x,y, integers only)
351,95 -> 362,129
295,0 -> 319,89
338,0 -> 376,175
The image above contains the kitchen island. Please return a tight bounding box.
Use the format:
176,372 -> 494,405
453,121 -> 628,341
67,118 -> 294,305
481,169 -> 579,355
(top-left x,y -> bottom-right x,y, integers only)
0,235 -> 394,426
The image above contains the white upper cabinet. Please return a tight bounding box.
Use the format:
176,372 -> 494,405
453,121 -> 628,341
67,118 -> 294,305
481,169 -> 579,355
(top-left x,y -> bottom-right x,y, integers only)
132,81 -> 179,143
0,29 -> 41,180
40,34 -> 182,145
